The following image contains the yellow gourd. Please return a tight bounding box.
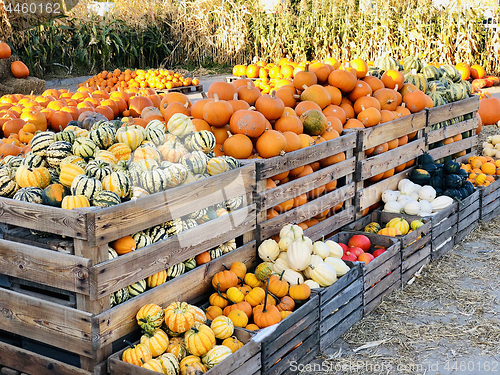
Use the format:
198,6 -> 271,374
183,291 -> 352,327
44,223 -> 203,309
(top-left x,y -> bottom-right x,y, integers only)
386,217 -> 409,235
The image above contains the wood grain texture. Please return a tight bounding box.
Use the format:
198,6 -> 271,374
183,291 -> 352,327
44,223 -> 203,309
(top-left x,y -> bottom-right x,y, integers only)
357,138 -> 426,181
427,136 -> 478,160
426,118 -> 478,144
402,256 -> 430,285
91,205 -> 256,299
432,212 -> 458,241
0,198 -> 88,239
481,184 -> 500,207
91,164 -> 255,246
94,242 -> 257,347
258,157 -> 355,210
358,112 -> 426,150
320,305 -> 363,352
363,252 -> 401,289
401,235 -> 431,260
432,237 -> 455,260
255,133 -> 356,180
481,177 -> 500,196
0,238 -> 90,294
363,272 -> 401,315
303,206 -> 355,242
0,341 -> 91,375
426,96 -> 479,126
402,244 -> 431,273
4,227 -> 74,254
0,288 -> 93,357
458,210 -> 480,233
317,263 -> 362,305
320,278 -> 363,321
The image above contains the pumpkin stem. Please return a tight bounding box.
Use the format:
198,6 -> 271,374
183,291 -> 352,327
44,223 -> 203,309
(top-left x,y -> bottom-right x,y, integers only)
279,270 -> 285,281
222,263 -> 230,271
123,339 -> 135,349
394,84 -> 399,92
262,275 -> 272,313
293,94 -> 300,99
302,84 -> 308,91
232,93 -> 239,101
247,82 -> 252,90
213,94 -> 220,102
217,282 -> 233,304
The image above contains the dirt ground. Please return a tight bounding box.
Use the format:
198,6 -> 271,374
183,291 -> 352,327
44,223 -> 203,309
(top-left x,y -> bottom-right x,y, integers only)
300,219 -> 500,375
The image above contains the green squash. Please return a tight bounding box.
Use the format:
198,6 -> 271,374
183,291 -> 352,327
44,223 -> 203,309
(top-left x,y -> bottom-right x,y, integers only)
128,279 -> 147,297
85,160 -> 113,181
439,64 -> 462,82
402,55 -> 423,72
443,160 -> 461,175
422,65 -> 441,81
88,126 -> 116,149
184,257 -> 197,271
13,187 -> 43,204
374,54 -> 399,71
444,188 -> 462,200
445,82 -> 468,103
404,70 -> 428,92
92,190 -> 121,207
430,175 -> 444,190
444,174 -> 462,189
54,129 -> 76,144
141,169 -> 168,194
409,168 -> 431,185
417,151 -> 434,166
0,170 -> 18,197
70,174 -> 103,201
22,152 -> 46,169
42,183 -> 68,207
132,232 -> 153,249
363,222 -> 381,234
184,130 -> 216,154
72,137 -> 97,159
166,263 -> 185,279
31,131 -> 55,157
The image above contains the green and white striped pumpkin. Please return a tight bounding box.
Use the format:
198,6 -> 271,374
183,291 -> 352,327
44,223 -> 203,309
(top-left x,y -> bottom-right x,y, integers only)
163,163 -> 188,188
181,218 -> 198,232
85,160 -> 113,181
184,257 -> 197,271
22,153 -> 46,169
115,124 -> 145,151
113,160 -> 128,172
207,157 -> 230,176
132,232 -> 153,249
219,239 -> 237,254
128,279 -> 147,297
108,246 -> 119,259
166,263 -> 185,279
422,65 -> 441,81
446,82 -> 468,103
146,127 -> 167,147
374,54 -> 399,71
102,171 -> 131,198
161,218 -> 183,237
72,137 -> 97,159
46,141 -> 73,168
145,119 -> 166,133
136,158 -> 159,172
54,129 -> 76,144
158,353 -> 180,375
167,113 -> 194,137
439,76 -> 454,88
141,169 -> 168,194
126,169 -> 142,188
13,187 -> 43,204
31,131 -> 55,157
461,80 -> 472,96
180,151 -> 208,175
71,174 -> 103,201
202,345 -> 232,369
89,126 -> 116,149
0,169 -> 18,197
48,168 -> 60,184
188,207 -> 208,221
60,155 -> 87,169
209,247 -> 223,260
402,55 -> 423,73
223,156 -> 241,170
3,155 -> 23,170
111,287 -> 129,307
199,207 -> 219,223
148,225 -> 169,242
427,80 -> 447,94
225,196 -> 243,212
92,190 -> 121,207
404,70 -> 428,93
427,89 -> 448,107
439,64 -> 462,82
184,130 -> 216,154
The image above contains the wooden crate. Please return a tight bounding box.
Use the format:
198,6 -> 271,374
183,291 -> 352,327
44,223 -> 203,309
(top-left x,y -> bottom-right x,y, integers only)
430,203 -> 459,260
455,189 -> 481,244
259,294 -> 320,375
425,96 -> 479,161
343,211 -> 431,286
252,133 -> 357,244
108,328 -> 261,375
226,76 -> 258,83
0,164 -> 256,373
480,178 -> 500,222
155,84 -> 203,94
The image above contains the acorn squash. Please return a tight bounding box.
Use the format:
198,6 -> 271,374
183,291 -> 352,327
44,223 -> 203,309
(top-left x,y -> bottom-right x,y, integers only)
417,151 -> 434,166
409,169 -> 431,185
430,175 -> 444,190
444,188 -> 461,200
444,174 -> 462,189
443,160 -> 460,175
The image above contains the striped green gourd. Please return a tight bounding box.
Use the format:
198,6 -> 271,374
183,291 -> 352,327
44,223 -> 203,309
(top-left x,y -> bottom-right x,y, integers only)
163,163 -> 188,188
374,54 -> 399,71
445,82 -> 468,103
48,168 -> 60,184
126,168 -> 142,188
132,232 -> 153,249
89,126 -> 116,149
184,257 -> 197,271
72,137 -> 97,159
111,287 -> 129,307
180,151 -> 208,175
22,152 -> 46,169
225,196 -> 244,212
13,187 -> 43,204
102,171 -> 131,198
92,190 -> 121,207
147,225 -> 169,242
427,80 -> 447,94
3,155 -> 23,171
181,218 -> 198,232
427,89 -> 448,107
60,155 -> 87,169
45,141 -> 73,168
439,64 -> 462,83
128,279 -> 147,297
146,127 -> 167,147
402,55 -> 423,73
422,65 -> 441,81
184,130 -> 216,154
0,169 -> 17,197
85,160 -> 113,181
161,218 -> 183,237
207,157 -> 230,176
404,69 -> 428,93
209,248 -> 223,260
31,131 -> 55,157
166,263 -> 185,279
141,169 -> 168,194
108,246 -> 118,259
71,174 -> 103,201
223,156 -> 241,170
461,80 -> 472,96
54,129 -> 76,144
188,207 -> 209,221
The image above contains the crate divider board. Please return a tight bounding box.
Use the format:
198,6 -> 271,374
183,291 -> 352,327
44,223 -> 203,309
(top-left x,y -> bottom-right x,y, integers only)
251,133 -> 357,245
455,189 -> 481,244
430,203 -> 459,260
108,328 -> 261,375
479,178 -> 500,222
0,164 -> 256,373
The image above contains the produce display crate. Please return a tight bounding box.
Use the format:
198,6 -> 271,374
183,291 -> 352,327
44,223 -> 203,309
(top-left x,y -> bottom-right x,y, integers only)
425,96 -> 479,161
226,76 -> 258,83
0,164 -> 257,373
259,294 -> 320,375
430,202 -> 459,259
154,84 -> 204,94
352,112 -> 427,217
108,328 -> 261,375
343,211 -> 431,286
252,132 -> 357,244
479,178 -> 500,222
455,189 -> 481,244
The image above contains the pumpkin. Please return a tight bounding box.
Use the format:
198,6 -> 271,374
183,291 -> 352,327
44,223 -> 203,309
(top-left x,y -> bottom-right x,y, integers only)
137,304 -> 165,334
41,183 -> 67,207
226,287 -> 245,303
0,43 -> 11,59
258,238 -> 280,261
300,109 -> 328,136
211,315 -> 234,339
227,309 -> 248,328
268,271 -> 289,298
110,235 -> 136,255
286,238 -> 312,271
158,353 -> 181,375
229,109 -> 267,138
364,222 -> 381,234
180,356 -> 208,375
128,279 -> 147,297
202,345 -> 232,369
253,278 -> 281,328
122,341 -> 152,367
254,262 -> 273,282
212,270 -> 238,292
244,273 -> 262,288
386,217 -> 410,235
140,328 -> 170,357
15,166 -> 51,189
164,301 -> 196,334
222,336 -> 244,353
308,262 -> 337,287
166,337 -> 188,362
328,69 -> 357,92
184,323 -> 216,356
377,227 -> 401,236
244,287 -> 265,306
289,280 -> 311,300
276,295 -> 295,312
207,82 -> 238,101
11,61 -> 29,78
203,94 -> 233,127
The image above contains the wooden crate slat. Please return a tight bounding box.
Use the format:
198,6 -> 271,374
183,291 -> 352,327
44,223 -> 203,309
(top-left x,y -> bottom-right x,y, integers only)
401,235 -> 431,261
357,112 -> 427,150
303,206 -> 355,242
426,118 -> 479,144
320,292 -> 363,336
432,211 -> 458,241
481,178 -> 500,197
94,242 -> 257,348
91,165 -> 255,246
91,205 -> 256,299
363,267 -> 401,311
318,263 -> 363,304
402,244 -> 431,273
4,228 -> 74,254
481,185 -> 500,207
258,183 -> 355,240
0,288 -> 93,358
432,236 -> 455,260
0,340 -> 91,375
402,256 -> 430,285
255,133 -> 356,180
320,277 -> 363,320
320,305 -> 363,352
0,238 -> 90,295
357,138 -> 426,181
426,96 -> 479,126
0,198 -> 88,239
427,136 -> 478,161
258,157 -> 356,211
363,251 -> 401,288
458,210 -> 480,233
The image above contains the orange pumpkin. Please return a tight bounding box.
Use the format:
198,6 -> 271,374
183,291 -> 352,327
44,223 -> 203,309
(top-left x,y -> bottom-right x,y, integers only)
255,130 -> 287,158
0,43 -> 11,59
11,61 -> 29,78
110,235 -> 136,255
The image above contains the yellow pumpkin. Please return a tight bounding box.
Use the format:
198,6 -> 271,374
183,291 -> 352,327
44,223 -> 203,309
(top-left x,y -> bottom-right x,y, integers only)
15,165 -> 51,189
166,337 -> 188,362
140,328 -> 170,357
146,270 -> 167,288
227,309 -> 248,328
141,358 -> 164,373
222,336 -> 244,353
164,301 -> 196,334
122,342 -> 152,367
184,323 -> 216,356
180,355 -> 207,375
61,195 -> 90,210
210,315 -> 234,339
385,217 -> 410,235
59,163 -> 85,187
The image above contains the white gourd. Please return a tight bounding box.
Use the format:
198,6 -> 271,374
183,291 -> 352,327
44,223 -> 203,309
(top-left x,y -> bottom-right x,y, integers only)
382,190 -> 399,203
302,236 -> 314,252
309,262 -> 337,287
398,179 -> 415,195
303,255 -> 323,278
273,257 -> 290,274
411,183 -> 422,194
281,269 -> 304,285
312,241 -> 330,259
431,196 -> 454,212
409,191 -> 419,201
279,224 -> 303,240
304,280 -> 320,289
324,257 -> 350,276
325,240 -> 343,259
418,185 -> 436,202
278,236 -> 293,251
397,194 -> 412,206
278,251 -> 288,261
258,239 -> 280,261
403,200 -> 421,215
384,200 -> 403,213
419,199 -> 433,214
287,239 -> 312,271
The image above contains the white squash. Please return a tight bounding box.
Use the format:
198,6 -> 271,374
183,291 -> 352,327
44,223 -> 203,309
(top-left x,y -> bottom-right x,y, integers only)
287,239 -> 312,271
303,255 -> 323,278
409,191 -> 419,201
411,183 -> 422,194
324,257 -> 350,277
384,200 -> 403,213
167,113 -> 194,137
273,256 -> 290,274
495,150 -> 500,159
397,194 -> 412,206
312,241 -> 330,259
398,179 -> 415,195
279,224 -> 303,240
281,269 -> 304,285
302,236 -> 314,252
381,190 -> 399,203
309,262 -> 337,287
495,143 -> 500,150
325,240 -> 343,259
278,236 -> 293,251
278,251 -> 288,260
418,185 -> 436,202
304,280 -> 320,289
419,199 -> 433,214
483,148 -> 497,157
487,135 -> 500,145
258,239 -> 280,261
403,200 -> 420,215
431,196 -> 454,212
483,142 -> 494,149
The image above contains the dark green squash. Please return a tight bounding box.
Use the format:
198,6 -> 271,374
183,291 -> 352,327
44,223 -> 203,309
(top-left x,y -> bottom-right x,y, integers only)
444,188 -> 461,200
417,151 -> 434,166
444,174 -> 462,189
430,175 -> 444,190
42,184 -> 68,207
460,187 -> 470,199
464,181 -> 474,195
421,163 -> 437,174
444,160 -> 461,175
409,168 -> 431,185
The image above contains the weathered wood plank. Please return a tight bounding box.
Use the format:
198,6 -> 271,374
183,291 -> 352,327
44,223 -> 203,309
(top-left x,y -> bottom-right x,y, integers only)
401,235 -> 431,260
357,138 -> 426,180
427,136 -> 478,161
91,165 -> 255,246
0,288 -> 93,358
482,185 -> 500,207
481,177 -> 500,196
92,205 -> 256,299
256,133 -> 356,179
432,237 -> 455,260
320,302 -> 363,351
94,242 -> 257,347
0,341 -> 91,375
0,239 -> 90,294
303,206 -> 355,242
481,204 -> 500,222
0,198 -> 88,239
363,252 -> 401,289
259,184 -> 355,240
402,256 -> 430,285
358,112 -> 427,150
426,118 -> 478,144
458,209 -> 480,233
320,277 -> 363,320
364,277 -> 400,316
363,268 -> 401,313
432,211 -> 458,240
426,96 -> 479,126
318,263 -> 362,304
259,157 -> 355,210
402,244 -> 431,273
4,228 -> 74,254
